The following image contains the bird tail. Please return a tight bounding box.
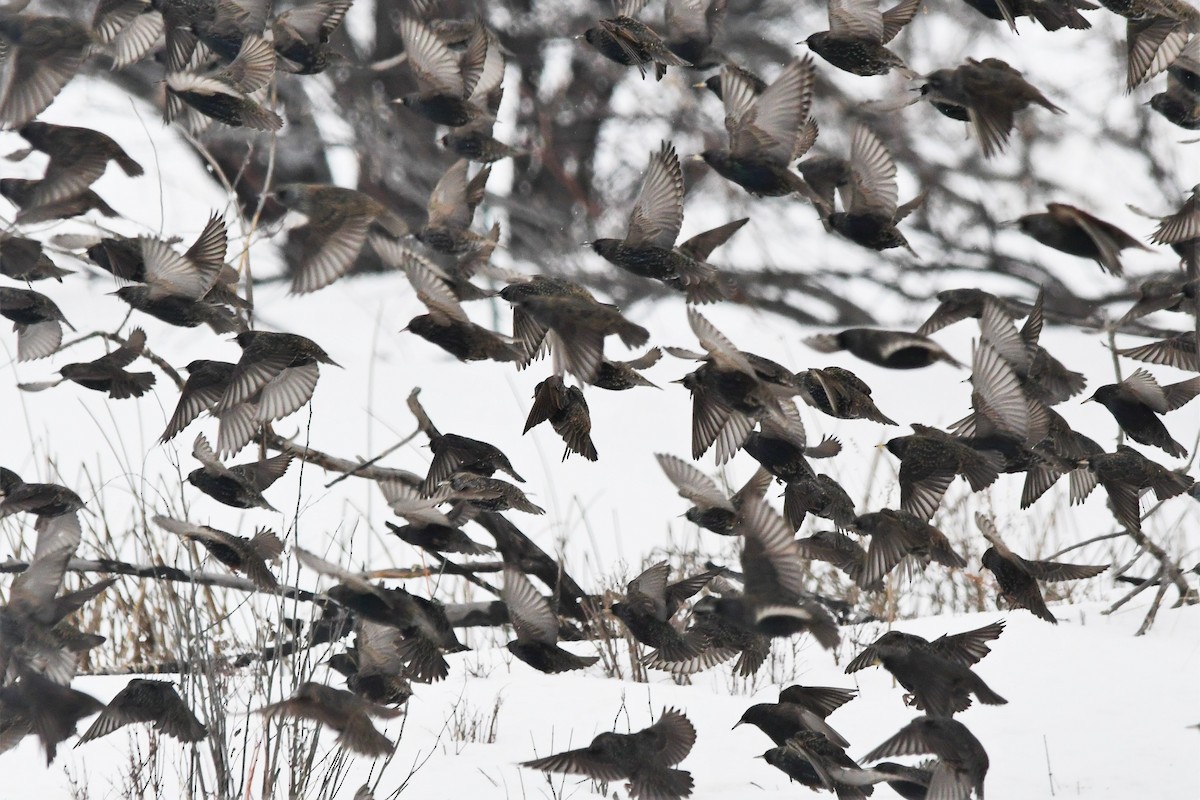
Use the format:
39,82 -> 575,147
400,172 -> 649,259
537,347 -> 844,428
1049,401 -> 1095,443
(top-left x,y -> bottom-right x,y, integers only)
117,153 -> 145,177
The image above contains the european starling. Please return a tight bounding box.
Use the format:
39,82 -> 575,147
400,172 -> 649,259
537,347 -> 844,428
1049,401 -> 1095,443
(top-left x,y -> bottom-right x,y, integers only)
416,159 -> 493,255
581,0 -> 691,80
804,328 -> 960,369
151,0 -> 265,69
1015,203 -> 1148,276
385,519 -> 493,556
784,473 -> 857,532
976,513 -> 1107,623
698,58 -> 825,207
796,530 -> 875,586
656,454 -> 770,534
762,731 -> 879,798
949,338 -> 1046,451
979,293 -> 1087,404
736,688 -> 855,749
187,434 -> 293,511
803,0 -> 921,77
439,67 -> 522,162
1124,14 -> 1194,90
850,509 -> 967,588
433,473 -> 545,515
1087,369 -> 1200,457
501,566 -> 599,673
91,0 -> 165,68
0,14 -> 93,128
165,37 -> 284,132
920,57 -> 1064,157
271,0 -> 353,74
326,619 -> 414,707
885,427 -> 1003,521
158,358 -> 229,444
1116,331 -> 1198,372
421,432 -> 524,496
271,183 -> 406,293
823,125 -> 924,254
215,330 -> 339,417
499,278 -> 649,384
27,328 -> 156,399
522,707 -> 696,800
1,178 -> 119,223
0,286 -> 74,361
960,0 -> 1097,31
915,288 -> 1031,337
154,514 -> 283,590
1079,445 -> 1194,532
611,561 -> 718,666
377,476 -> 455,528
742,431 -> 841,484
671,307 -> 808,463
664,0 -> 728,68
0,468 -> 86,530
0,234 -> 73,282
296,548 -> 467,682
387,245 -> 522,364
1117,273 -> 1199,325
650,592 -> 770,676
525,375 -> 598,462
12,122 -> 142,211
1151,38 -> 1200,129
77,679 -> 207,744
864,718 -> 989,800
855,634 -> 1008,717
395,16 -> 501,126
870,761 -> 935,800
1019,406 -> 1105,508
797,365 -> 897,425
694,60 -> 765,101
0,671 -> 102,764
845,621 -> 1006,674
257,681 -> 400,757
590,141 -> 731,303
709,497 -> 840,645
98,212 -> 228,299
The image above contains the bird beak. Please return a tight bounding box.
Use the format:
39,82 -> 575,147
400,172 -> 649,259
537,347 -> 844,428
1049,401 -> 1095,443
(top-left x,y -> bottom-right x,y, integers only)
691,81 -> 707,89
1083,393 -> 1096,403
579,241 -> 591,247
732,720 -> 744,730
875,442 -> 886,450
688,153 -> 705,163
996,219 -> 1018,228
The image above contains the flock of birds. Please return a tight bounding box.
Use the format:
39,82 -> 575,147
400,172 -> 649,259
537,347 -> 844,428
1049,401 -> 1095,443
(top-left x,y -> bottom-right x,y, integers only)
1,0 -> 1199,798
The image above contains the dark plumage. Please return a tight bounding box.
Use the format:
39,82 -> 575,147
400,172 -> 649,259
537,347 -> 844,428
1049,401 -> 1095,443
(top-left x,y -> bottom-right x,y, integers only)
214,330 -> 339,423
258,682 -> 400,757
864,718 -> 989,800
154,515 -> 283,590
656,454 -> 770,534
795,530 -> 874,586
1079,445 -> 1194,532
920,57 -> 1064,157
0,178 -> 118,224
0,287 -> 75,362
979,293 -> 1086,405
13,122 -> 142,210
846,621 -> 1005,673
433,473 -> 545,515
976,513 -> 1107,623
395,15 -> 503,126
708,498 -> 840,645
590,141 -> 731,303
0,234 -> 73,282
736,690 -> 854,750
0,14 -> 93,128
502,566 -> 599,673
0,671 -> 103,764
665,0 -> 728,68
803,0 -> 920,77
421,432 -> 524,496
804,328 -> 960,369
273,183 -> 406,293
797,366 -> 896,425
1116,331 -> 1198,373
762,731 -> 877,798
25,328 -> 155,399
784,474 -> 857,532
1086,369 -> 1200,457
416,159 -> 492,255
165,37 -> 283,132
77,679 -> 207,744
186,434 -> 293,511
524,375 -> 598,462
1016,203 -> 1148,276
611,562 -> 717,667
855,635 -> 1007,717
960,0 -> 1097,30
698,58 -> 825,207
849,509 -> 967,588
523,708 -> 696,800
160,359 -> 235,444
271,0 -> 352,74
915,288 -> 1031,337
582,1 -> 691,80
885,427 -> 1003,521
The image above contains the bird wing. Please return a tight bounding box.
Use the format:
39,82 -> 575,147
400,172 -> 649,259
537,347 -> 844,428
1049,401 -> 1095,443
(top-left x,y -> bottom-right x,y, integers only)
828,0 -> 884,41
739,497 -> 806,600
731,57 -> 814,164
647,707 -> 697,766
655,453 -> 730,509
522,747 -> 629,781
501,566 -> 560,644
625,141 -> 685,249
845,124 -> 897,218
399,15 -> 464,96
1025,560 -> 1108,582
